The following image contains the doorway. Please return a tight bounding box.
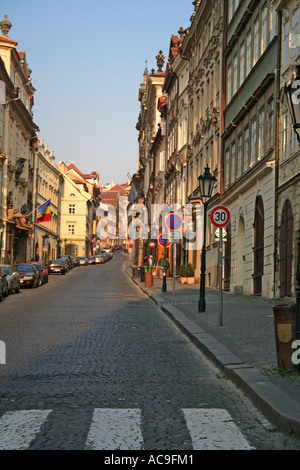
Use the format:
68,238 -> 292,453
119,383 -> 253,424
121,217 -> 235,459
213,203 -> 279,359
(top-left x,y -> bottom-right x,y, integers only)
279,199 -> 293,297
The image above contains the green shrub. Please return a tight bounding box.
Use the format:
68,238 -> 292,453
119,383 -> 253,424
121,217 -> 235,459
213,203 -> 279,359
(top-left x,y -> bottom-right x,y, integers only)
179,263 -> 194,277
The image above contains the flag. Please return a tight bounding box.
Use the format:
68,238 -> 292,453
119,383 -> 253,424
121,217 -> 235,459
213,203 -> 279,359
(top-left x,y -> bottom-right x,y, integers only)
36,199 -> 51,223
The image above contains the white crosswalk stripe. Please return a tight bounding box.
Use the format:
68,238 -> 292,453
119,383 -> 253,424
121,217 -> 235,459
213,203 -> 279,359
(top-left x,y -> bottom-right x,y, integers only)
182,408 -> 254,450
0,407 -> 254,450
86,408 -> 144,450
0,409 -> 52,450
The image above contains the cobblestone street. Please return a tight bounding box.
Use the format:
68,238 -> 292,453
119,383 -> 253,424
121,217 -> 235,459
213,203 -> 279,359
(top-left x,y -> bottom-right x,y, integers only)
0,252 -> 300,451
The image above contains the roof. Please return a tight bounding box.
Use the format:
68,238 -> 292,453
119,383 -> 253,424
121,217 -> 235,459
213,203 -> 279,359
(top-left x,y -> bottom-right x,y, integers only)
0,34 -> 17,45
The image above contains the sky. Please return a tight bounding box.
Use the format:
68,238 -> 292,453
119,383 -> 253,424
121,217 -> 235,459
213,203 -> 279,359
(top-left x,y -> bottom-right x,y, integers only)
1,0 -> 194,187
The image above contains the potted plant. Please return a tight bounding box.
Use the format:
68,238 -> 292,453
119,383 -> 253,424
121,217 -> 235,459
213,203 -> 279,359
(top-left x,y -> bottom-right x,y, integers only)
179,264 -> 187,284
185,263 -> 195,284
144,264 -> 153,287
179,263 -> 195,284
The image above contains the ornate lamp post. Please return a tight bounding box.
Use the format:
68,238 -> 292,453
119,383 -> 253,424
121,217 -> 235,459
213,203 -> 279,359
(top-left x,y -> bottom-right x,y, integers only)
284,67 -> 300,371
198,164 -> 217,312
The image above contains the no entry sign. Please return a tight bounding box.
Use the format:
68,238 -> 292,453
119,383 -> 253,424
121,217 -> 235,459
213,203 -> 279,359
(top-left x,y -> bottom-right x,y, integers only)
210,206 -> 230,228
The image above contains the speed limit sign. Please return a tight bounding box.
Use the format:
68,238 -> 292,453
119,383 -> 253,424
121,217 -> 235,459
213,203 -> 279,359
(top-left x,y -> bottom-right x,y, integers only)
210,205 -> 230,227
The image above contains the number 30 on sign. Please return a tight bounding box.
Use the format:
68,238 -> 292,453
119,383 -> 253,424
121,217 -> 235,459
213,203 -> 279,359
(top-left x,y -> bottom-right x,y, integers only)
210,205 -> 230,228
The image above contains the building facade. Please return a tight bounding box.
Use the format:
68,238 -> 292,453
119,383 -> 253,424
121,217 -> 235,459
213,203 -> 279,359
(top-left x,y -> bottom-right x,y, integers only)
32,139 -> 61,263
0,16 -> 37,264
273,0 -> 300,299
58,162 -> 99,258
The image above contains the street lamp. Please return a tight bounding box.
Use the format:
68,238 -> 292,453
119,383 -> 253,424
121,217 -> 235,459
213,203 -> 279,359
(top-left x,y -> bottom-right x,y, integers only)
198,164 -> 217,312
284,66 -> 300,371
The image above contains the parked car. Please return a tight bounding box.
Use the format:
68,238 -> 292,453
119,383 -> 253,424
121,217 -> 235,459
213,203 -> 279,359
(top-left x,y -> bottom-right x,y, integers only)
95,255 -> 102,263
100,253 -> 109,263
33,262 -> 49,283
0,266 -> 9,300
60,255 -> 74,269
49,259 -> 68,275
102,249 -> 112,260
16,264 -> 39,288
78,257 -> 87,266
87,256 -> 96,264
71,256 -> 79,267
27,262 -> 46,285
0,265 -> 20,294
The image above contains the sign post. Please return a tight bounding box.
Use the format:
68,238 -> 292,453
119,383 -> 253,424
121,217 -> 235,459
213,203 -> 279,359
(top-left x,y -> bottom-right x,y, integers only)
166,213 -> 182,297
159,234 -> 170,292
210,206 -> 230,326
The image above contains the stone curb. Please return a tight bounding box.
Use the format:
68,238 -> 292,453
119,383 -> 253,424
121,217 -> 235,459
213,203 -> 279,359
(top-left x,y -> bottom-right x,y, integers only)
124,263 -> 300,439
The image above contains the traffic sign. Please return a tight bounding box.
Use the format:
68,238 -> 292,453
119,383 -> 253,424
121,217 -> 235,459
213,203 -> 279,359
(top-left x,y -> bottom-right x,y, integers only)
165,213 -> 182,231
214,228 -> 227,241
210,205 -> 230,228
149,242 -> 155,248
158,234 -> 171,248
128,239 -> 134,249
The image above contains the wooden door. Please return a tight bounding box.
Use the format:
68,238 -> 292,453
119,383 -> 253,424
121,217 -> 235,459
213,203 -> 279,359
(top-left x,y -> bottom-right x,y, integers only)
253,196 -> 264,295
279,199 -> 293,297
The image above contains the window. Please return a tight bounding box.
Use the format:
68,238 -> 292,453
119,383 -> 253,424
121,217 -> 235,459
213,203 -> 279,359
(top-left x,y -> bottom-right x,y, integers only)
292,9 -> 299,58
246,30 -> 251,75
231,141 -> 236,183
267,98 -> 274,151
290,114 -> 297,154
68,224 -> 75,235
258,107 -> 265,159
239,42 -> 245,85
261,4 -> 268,53
227,61 -> 232,104
283,21 -> 290,69
250,118 -> 257,166
237,133 -> 242,177
281,113 -> 288,161
244,126 -> 250,171
270,8 -> 277,41
68,204 -> 75,214
225,147 -> 230,187
233,53 -> 238,95
253,16 -> 260,66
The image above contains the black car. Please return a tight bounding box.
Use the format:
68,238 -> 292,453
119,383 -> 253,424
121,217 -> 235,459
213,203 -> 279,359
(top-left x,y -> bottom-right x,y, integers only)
16,264 -> 39,288
0,266 -> 9,300
49,259 -> 68,275
28,262 -> 45,286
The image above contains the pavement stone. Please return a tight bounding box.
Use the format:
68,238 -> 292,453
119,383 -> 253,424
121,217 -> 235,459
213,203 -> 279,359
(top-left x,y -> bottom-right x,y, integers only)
124,259 -> 300,440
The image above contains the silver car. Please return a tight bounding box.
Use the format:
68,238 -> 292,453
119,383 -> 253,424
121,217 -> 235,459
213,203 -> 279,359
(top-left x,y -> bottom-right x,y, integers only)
1,265 -> 21,294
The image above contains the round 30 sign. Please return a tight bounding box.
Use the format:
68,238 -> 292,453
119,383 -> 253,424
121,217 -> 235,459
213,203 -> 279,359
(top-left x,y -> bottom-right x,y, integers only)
210,205 -> 230,228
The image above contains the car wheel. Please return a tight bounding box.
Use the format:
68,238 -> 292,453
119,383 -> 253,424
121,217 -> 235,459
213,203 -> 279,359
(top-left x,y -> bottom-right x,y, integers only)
33,279 -> 38,288
15,285 -> 20,293
9,285 -> 14,295
38,278 -> 42,287
4,285 -> 8,297
0,288 -> 3,301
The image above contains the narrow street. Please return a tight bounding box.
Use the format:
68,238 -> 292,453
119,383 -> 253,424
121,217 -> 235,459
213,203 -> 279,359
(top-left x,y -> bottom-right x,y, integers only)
0,251 -> 299,451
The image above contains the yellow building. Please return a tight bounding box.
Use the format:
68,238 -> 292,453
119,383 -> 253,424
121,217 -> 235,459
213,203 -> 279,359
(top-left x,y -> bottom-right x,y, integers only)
58,162 -> 99,258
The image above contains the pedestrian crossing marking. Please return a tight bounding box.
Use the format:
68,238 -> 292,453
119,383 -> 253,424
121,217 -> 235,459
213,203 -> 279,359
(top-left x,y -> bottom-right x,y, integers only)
86,408 -> 143,450
0,409 -> 52,450
0,407 -> 254,450
182,408 -> 254,450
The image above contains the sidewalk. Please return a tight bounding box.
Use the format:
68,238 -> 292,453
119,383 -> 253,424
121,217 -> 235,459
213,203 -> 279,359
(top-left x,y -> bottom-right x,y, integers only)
124,260 -> 300,440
